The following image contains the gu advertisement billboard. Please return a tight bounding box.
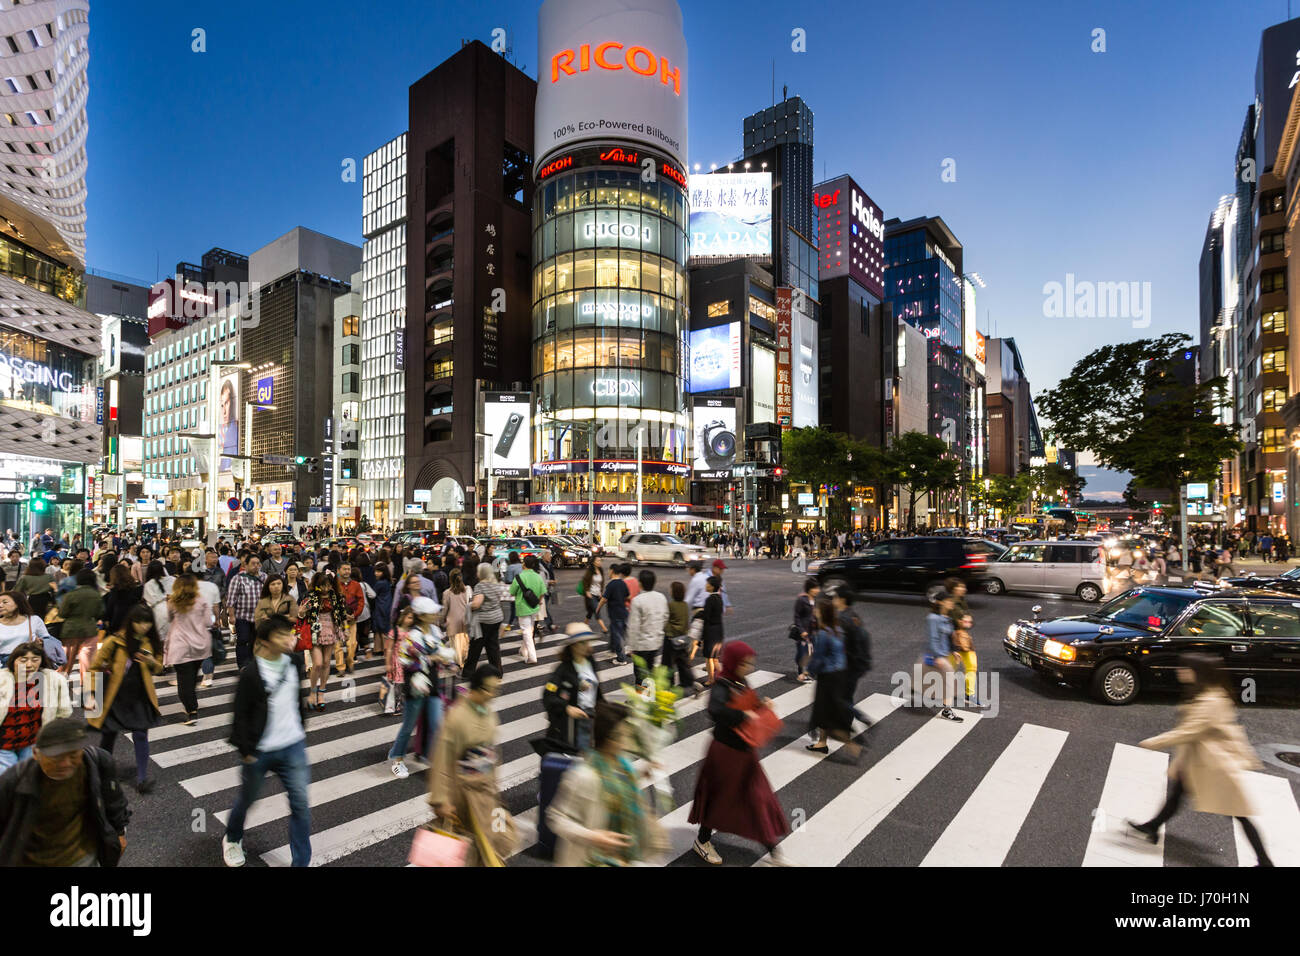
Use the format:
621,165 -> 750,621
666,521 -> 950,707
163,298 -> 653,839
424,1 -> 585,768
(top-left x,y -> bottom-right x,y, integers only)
483,391 -> 533,478
688,322 -> 741,392
692,396 -> 738,480
688,172 -> 772,259
814,175 -> 885,299
535,0 -> 688,171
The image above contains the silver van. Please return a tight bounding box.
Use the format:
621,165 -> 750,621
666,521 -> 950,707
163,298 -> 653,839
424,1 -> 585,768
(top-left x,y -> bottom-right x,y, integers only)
982,541 -> 1107,602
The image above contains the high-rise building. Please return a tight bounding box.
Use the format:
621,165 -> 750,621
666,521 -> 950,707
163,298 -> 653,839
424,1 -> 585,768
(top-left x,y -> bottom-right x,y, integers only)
529,0 -> 692,537
405,41 -> 535,531
0,0 -> 98,542
985,337 -> 1041,478
359,133 -> 406,530
743,94 -> 816,298
244,228 -> 360,529
89,272 -> 150,527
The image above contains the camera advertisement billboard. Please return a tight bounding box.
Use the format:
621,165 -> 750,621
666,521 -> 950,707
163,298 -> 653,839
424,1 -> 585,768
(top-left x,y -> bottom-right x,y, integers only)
693,396 -> 739,480
688,321 -> 741,392
483,391 -> 532,478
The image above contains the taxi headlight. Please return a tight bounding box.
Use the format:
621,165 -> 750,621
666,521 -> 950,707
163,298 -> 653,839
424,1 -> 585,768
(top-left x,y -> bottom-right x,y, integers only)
1043,639 -> 1076,662
1006,624 -> 1018,641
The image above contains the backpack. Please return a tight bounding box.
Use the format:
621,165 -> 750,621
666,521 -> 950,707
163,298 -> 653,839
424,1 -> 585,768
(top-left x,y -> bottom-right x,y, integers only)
842,610 -> 872,675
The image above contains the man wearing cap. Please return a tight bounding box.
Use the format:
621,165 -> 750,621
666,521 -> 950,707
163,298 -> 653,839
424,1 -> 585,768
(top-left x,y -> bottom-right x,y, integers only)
0,717 -> 131,867
711,559 -> 734,612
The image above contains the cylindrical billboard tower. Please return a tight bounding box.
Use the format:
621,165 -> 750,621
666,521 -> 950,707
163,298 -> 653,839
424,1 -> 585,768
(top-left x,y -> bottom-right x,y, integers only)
530,0 -> 691,537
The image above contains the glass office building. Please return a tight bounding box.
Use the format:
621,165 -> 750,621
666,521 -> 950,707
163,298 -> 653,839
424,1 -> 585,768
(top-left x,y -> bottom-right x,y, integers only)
530,148 -> 692,523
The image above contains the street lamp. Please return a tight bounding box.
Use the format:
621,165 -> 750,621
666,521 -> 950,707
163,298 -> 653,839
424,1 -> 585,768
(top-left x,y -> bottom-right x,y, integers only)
474,430 -> 495,539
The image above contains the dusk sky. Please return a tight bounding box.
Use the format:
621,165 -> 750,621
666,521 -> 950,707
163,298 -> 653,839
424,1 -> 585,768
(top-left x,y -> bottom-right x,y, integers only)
85,0 -> 1294,497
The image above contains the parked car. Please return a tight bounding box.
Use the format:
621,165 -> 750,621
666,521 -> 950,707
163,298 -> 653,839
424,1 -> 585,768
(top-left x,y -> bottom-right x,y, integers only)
388,530 -> 445,549
982,540 -> 1108,602
618,532 -> 709,566
1004,584 -> 1300,704
815,537 -> 991,599
477,538 -> 550,563
1224,566 -> 1300,594
525,535 -> 592,568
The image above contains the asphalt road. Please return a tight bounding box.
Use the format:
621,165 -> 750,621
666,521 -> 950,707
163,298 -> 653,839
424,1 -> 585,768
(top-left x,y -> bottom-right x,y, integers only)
113,559 -> 1299,867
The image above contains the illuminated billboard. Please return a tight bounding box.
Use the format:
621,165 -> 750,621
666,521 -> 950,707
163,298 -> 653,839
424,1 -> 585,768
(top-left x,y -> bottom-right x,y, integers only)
688,172 -> 772,259
792,304 -> 819,428
535,0 -> 688,170
217,370 -> 240,473
689,322 -> 741,392
751,344 -> 775,423
693,396 -> 738,480
483,391 -> 533,478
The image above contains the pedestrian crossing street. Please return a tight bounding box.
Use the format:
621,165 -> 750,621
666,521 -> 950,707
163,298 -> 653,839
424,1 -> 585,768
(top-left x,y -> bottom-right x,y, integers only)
96,627 -> 1300,867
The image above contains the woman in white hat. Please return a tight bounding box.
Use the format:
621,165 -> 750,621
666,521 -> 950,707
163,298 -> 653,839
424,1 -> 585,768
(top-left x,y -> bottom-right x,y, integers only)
387,595 -> 456,778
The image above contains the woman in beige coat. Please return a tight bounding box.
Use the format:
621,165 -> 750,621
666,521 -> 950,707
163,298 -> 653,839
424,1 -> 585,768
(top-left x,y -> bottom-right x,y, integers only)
1129,654 -> 1272,865
546,700 -> 668,867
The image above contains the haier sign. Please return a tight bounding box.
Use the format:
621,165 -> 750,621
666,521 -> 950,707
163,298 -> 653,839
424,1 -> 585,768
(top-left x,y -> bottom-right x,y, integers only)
814,174 -> 884,299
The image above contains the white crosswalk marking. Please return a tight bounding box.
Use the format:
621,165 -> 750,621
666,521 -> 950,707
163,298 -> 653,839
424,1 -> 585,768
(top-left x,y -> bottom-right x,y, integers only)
921,723 -> 1068,867
1234,770 -> 1300,867
1081,743 -> 1168,866
757,702 -> 983,866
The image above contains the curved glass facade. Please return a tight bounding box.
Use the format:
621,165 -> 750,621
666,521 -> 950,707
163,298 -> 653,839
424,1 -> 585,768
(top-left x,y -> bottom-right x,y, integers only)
531,153 -> 690,515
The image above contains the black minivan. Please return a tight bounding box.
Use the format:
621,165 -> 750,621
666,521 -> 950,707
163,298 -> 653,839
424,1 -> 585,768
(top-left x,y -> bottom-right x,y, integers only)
815,537 -> 991,598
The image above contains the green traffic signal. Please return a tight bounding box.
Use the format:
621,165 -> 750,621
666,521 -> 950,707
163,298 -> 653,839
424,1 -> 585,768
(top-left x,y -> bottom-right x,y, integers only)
28,489 -> 48,513
295,456 -> 306,465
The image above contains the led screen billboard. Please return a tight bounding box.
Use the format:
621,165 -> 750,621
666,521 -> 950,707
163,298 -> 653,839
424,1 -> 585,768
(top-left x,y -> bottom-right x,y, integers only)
483,391 -> 533,478
751,344 -> 775,423
689,322 -> 741,392
692,396 -> 738,480
688,172 -> 772,259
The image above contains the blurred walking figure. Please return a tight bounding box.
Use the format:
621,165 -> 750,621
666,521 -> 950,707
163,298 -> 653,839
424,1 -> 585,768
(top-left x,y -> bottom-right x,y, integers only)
805,598 -> 859,759
792,577 -> 818,684
428,664 -> 516,866
547,700 -> 668,866
1129,654 -> 1273,865
689,641 -> 789,865
387,596 -> 455,779
923,592 -> 963,722
88,605 -> 163,793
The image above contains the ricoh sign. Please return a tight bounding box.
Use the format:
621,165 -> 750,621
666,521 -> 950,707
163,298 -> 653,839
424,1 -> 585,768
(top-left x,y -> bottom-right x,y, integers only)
535,0 -> 689,171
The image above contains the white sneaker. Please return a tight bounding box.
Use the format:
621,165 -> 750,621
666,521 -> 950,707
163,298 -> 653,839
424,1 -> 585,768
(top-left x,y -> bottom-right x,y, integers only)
200,675 -> 213,689
391,761 -> 409,779
221,837 -> 245,867
693,839 -> 722,865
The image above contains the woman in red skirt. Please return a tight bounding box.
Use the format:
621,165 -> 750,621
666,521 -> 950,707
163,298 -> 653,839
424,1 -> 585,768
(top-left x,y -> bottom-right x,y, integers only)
690,640 -> 790,864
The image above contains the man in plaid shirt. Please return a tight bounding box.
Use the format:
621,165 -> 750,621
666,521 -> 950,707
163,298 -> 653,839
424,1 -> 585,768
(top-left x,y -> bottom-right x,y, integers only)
226,554 -> 266,669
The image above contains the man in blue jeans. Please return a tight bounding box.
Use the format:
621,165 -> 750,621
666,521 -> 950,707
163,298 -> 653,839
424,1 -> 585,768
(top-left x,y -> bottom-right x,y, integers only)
225,554 -> 266,670
596,565 -> 631,664
223,614 -> 311,867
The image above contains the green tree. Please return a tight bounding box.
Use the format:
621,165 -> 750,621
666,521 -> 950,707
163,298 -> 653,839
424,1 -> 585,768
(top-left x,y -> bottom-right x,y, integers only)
983,473 -> 1032,522
1025,462 -> 1086,506
890,431 -> 962,529
1036,333 -> 1239,539
782,427 -> 887,528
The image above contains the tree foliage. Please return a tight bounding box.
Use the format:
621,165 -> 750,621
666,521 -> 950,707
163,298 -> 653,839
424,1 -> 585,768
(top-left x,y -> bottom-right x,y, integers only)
1036,333 -> 1239,505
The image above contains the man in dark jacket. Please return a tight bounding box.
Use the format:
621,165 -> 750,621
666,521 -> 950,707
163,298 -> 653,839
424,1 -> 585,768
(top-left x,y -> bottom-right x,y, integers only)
830,588 -> 873,731
224,614 -> 311,867
0,718 -> 130,867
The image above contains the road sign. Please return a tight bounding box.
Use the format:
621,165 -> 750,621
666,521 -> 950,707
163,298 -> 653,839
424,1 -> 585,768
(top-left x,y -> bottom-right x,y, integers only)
242,498 -> 254,512
261,455 -> 295,466
227,497 -> 240,511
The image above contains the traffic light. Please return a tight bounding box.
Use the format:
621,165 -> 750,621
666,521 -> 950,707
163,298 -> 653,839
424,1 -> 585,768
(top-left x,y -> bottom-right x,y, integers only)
28,488 -> 49,513
294,456 -> 319,473
772,467 -> 784,479
294,455 -> 306,465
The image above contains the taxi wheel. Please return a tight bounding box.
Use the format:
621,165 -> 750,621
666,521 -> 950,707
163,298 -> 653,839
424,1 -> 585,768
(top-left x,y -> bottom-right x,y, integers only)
1091,660 -> 1140,705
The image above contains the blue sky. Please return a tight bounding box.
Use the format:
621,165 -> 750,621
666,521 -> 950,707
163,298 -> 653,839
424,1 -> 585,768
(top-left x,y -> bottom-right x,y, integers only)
85,0 -> 1293,496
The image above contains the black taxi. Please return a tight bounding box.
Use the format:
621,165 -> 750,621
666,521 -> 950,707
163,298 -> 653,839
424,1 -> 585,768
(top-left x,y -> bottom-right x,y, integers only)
1003,585 -> 1300,704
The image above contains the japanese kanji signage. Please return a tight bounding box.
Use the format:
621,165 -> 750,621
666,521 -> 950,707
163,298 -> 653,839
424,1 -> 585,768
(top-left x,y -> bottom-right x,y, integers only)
776,287 -> 793,430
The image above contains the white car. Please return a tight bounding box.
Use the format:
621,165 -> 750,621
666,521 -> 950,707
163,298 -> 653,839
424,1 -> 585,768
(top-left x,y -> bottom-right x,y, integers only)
618,533 -> 709,566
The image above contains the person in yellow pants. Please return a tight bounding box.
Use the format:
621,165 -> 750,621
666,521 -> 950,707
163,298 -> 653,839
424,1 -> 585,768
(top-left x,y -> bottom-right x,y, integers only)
949,613 -> 979,705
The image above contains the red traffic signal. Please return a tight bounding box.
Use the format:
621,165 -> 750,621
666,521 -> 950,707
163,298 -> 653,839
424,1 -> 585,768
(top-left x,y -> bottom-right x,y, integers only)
773,467 -> 784,479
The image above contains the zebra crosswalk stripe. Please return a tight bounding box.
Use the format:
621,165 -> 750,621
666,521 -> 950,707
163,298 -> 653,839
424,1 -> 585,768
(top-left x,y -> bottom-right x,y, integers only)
1234,770 -> 1300,867
1081,743 -> 1168,866
920,723 -> 1069,867
757,702 -> 983,866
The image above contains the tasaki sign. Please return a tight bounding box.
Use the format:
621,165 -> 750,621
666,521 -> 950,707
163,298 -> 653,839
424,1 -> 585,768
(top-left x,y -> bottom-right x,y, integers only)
535,0 -> 689,171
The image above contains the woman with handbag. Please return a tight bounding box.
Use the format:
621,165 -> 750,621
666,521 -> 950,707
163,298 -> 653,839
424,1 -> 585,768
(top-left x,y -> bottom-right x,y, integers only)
547,700 -> 669,866
579,557 -> 607,633
663,580 -> 696,690
442,569 -> 471,665
297,571 -> 348,711
689,641 -> 789,865
0,640 -> 72,770
465,563 -> 507,674
164,574 -> 214,726
426,664 -> 515,866
805,598 -> 859,759
388,596 -> 456,779
88,604 -> 163,793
